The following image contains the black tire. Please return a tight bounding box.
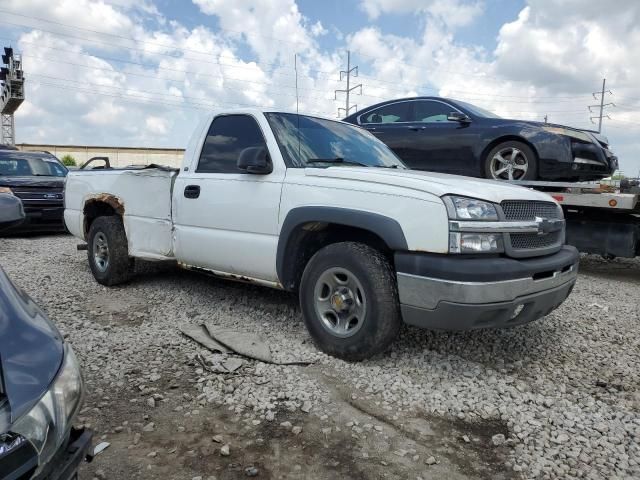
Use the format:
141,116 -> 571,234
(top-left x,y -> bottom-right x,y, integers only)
483,140 -> 537,181
299,242 -> 401,361
87,216 -> 133,286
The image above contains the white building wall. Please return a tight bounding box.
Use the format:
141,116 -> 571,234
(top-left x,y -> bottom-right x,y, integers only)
16,144 -> 185,168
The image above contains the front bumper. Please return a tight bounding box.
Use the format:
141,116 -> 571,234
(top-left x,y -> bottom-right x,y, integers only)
33,427 -> 93,480
2,206 -> 66,233
396,246 -> 579,330
538,137 -> 616,181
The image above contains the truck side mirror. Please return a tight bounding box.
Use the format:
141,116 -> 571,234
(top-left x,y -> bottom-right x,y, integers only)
238,146 -> 272,174
0,194 -> 25,231
447,112 -> 472,123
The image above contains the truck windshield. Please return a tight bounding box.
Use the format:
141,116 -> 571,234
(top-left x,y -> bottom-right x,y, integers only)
265,112 -> 406,169
0,153 -> 68,177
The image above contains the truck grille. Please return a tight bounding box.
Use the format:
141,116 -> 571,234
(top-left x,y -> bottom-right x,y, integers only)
500,200 -> 563,258
501,200 -> 561,221
510,231 -> 562,250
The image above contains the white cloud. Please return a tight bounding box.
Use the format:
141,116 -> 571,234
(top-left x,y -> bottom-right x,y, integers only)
360,0 -> 484,28
310,21 -> 328,37
145,116 -> 168,134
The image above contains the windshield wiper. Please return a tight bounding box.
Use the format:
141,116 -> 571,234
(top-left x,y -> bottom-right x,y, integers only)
306,157 -> 370,168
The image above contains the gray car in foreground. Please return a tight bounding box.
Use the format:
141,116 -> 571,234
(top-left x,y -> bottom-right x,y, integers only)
0,194 -> 92,479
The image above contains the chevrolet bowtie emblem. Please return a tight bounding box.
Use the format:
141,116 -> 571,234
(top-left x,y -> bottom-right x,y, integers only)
535,216 -> 563,236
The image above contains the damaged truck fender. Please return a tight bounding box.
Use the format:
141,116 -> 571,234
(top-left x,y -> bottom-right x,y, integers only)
276,206 -> 408,291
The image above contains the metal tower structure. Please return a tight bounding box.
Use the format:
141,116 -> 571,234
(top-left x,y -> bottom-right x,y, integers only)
0,47 -> 25,146
335,50 -> 361,118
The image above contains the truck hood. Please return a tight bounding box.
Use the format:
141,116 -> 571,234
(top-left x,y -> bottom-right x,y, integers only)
0,176 -> 66,189
304,167 -> 555,203
0,267 -> 63,423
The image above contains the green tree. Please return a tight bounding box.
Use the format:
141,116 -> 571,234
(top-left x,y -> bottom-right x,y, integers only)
61,154 -> 77,167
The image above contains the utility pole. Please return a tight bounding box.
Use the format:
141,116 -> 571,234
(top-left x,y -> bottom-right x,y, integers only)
0,46 -> 25,146
588,78 -> 614,133
544,114 -> 548,124
335,50 -> 361,118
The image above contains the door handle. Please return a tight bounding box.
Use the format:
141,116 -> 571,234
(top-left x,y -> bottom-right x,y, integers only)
184,185 -> 200,199
408,126 -> 426,131
366,127 -> 379,132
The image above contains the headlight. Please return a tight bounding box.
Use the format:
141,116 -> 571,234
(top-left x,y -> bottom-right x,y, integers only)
542,126 -> 592,143
443,195 -> 498,221
449,232 -> 503,253
0,187 -> 13,195
11,345 -> 83,473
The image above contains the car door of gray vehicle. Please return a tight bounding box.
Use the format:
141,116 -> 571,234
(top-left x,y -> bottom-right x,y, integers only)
402,99 -> 479,175
358,101 -> 415,160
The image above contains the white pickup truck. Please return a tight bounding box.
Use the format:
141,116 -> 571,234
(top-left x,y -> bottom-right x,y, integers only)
64,109 -> 579,360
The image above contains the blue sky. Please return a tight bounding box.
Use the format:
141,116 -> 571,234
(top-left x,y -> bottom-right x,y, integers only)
2,0 -> 640,173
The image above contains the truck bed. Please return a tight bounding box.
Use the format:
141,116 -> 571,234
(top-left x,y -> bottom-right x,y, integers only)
64,167 -> 179,260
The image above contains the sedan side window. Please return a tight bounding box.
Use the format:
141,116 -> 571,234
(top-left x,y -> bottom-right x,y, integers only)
360,102 -> 411,124
411,100 -> 455,123
196,115 -> 267,173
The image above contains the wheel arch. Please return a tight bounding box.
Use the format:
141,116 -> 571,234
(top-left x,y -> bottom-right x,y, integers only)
276,207 -> 408,291
82,194 -> 125,239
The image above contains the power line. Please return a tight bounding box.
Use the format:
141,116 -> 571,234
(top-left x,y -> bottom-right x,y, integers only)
29,79 -> 330,116
6,35 -> 607,109
0,20 -> 342,81
0,8 -> 313,49
2,16 -> 607,105
28,72 -> 337,105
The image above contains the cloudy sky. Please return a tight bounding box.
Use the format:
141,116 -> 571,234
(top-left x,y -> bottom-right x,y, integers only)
2,0 -> 640,173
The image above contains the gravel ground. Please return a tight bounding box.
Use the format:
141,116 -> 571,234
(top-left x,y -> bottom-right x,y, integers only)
1,234 -> 639,480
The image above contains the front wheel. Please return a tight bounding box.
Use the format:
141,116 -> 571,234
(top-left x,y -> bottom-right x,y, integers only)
299,242 -> 401,361
484,141 -> 537,181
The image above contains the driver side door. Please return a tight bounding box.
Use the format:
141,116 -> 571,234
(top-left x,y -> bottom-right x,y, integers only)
172,114 -> 285,283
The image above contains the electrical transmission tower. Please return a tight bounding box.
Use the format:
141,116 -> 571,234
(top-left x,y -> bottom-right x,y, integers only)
588,78 -> 614,133
0,47 -> 25,146
334,50 -> 361,118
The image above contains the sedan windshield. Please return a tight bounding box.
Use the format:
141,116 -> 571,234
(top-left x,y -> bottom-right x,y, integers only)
0,153 -> 68,177
456,101 -> 502,119
265,112 -> 405,168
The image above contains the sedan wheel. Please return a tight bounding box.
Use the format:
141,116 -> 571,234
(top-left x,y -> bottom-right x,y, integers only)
489,147 -> 529,180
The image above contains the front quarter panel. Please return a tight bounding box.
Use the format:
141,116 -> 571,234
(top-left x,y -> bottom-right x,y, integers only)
479,122 -> 573,165
280,169 -> 449,253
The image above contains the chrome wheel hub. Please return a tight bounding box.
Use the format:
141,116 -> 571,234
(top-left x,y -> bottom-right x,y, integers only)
93,232 -> 109,273
314,267 -> 366,338
490,147 -> 529,180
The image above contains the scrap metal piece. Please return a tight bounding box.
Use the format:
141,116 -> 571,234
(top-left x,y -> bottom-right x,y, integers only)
179,324 -> 230,354
92,441 -> 110,456
204,322 -> 273,363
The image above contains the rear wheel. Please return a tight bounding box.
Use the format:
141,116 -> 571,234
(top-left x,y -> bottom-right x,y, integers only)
299,242 -> 401,361
484,141 -> 537,181
87,216 -> 133,286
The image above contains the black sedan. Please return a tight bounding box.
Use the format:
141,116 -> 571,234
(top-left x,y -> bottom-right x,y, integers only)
0,150 -> 68,233
0,194 -> 92,479
344,97 -> 618,181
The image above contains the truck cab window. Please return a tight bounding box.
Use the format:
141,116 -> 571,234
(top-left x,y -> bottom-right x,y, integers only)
196,115 -> 267,173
